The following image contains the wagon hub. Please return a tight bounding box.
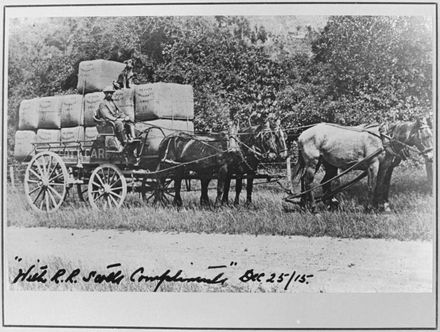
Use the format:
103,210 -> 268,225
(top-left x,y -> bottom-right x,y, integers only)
41,176 -> 50,188
103,183 -> 112,194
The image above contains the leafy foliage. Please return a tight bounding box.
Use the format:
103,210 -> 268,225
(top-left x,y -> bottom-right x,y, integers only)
7,15 -> 433,158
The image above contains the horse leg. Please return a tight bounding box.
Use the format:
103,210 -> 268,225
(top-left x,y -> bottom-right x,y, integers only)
234,176 -> 242,206
374,157 -> 394,212
172,168 -> 184,207
200,177 -> 211,206
321,162 -> 339,210
381,166 -> 395,212
215,165 -> 228,207
245,171 -> 255,206
222,173 -> 231,205
173,177 -> 183,207
302,165 -> 317,213
366,160 -> 380,211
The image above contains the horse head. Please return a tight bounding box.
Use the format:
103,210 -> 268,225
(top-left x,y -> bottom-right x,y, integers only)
254,118 -> 288,161
410,116 -> 433,163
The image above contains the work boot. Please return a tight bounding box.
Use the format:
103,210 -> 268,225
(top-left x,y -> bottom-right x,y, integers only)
114,139 -> 124,153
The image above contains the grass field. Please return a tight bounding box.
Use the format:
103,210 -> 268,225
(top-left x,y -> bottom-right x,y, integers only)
6,163 -> 434,241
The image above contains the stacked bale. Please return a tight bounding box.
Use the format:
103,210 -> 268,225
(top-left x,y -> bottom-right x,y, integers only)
134,83 -> 194,121
14,94 -> 84,160
134,83 -> 194,155
15,99 -> 39,161
18,99 -> 39,130
38,96 -> 62,129
60,95 -> 84,146
113,88 -> 135,121
14,130 -> 37,161
14,59 -> 196,161
77,60 -> 126,93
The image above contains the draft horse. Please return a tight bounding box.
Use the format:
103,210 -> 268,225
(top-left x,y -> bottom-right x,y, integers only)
220,119 -> 288,206
291,117 -> 433,212
155,119 -> 287,207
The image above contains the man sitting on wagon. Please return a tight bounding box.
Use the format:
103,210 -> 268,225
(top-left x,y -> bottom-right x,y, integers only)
95,86 -> 136,152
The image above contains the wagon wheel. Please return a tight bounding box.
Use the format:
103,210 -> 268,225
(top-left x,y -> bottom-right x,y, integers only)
143,178 -> 174,206
88,164 -> 127,210
24,151 -> 69,213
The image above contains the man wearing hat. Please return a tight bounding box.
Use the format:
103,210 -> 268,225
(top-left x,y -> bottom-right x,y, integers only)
96,86 -> 136,150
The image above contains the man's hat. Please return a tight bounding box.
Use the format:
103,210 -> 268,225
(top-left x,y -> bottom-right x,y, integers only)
103,86 -> 115,93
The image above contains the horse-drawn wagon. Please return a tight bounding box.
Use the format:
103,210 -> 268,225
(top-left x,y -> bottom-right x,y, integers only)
23,121 -> 179,212
22,116 -> 290,213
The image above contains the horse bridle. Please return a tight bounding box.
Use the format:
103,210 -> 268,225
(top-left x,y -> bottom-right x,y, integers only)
255,128 -> 287,159
407,123 -> 433,157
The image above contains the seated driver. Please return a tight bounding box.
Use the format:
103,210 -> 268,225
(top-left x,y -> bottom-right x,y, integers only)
96,86 -> 136,150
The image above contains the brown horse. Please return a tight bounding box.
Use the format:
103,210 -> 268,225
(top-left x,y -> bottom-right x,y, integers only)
156,119 -> 287,207
220,119 -> 288,205
291,117 -> 432,212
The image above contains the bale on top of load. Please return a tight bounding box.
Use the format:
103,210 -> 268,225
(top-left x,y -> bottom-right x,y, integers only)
77,60 -> 126,94
134,83 -> 194,121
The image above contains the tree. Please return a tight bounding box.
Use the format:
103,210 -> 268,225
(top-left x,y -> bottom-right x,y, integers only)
311,16 -> 433,124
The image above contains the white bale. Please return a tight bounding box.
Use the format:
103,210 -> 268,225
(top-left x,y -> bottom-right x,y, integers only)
14,130 -> 36,161
134,83 -> 194,121
85,126 -> 99,141
18,99 -> 39,130
135,119 -> 194,155
77,60 -> 126,93
38,96 -> 62,129
61,126 -> 85,143
84,92 -> 104,127
36,129 -> 60,144
61,95 -> 83,127
113,88 -> 135,121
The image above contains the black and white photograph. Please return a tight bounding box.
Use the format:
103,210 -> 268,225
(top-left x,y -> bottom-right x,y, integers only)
1,1 -> 437,330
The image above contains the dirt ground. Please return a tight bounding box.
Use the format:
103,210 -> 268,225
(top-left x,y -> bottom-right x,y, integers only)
5,226 -> 433,292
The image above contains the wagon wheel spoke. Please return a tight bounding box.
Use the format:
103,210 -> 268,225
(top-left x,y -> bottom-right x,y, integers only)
109,194 -> 119,207
145,192 -> 155,203
26,179 -> 41,184
108,191 -> 123,200
32,187 -> 45,205
47,160 -> 61,181
95,172 -> 106,187
48,171 -> 64,183
35,159 -> 45,178
29,168 -> 43,181
28,184 -> 43,195
46,189 -> 58,209
109,186 -> 123,191
39,197 -> 45,210
47,184 -> 63,200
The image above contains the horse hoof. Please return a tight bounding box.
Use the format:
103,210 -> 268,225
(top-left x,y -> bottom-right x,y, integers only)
380,203 -> 392,213
172,200 -> 183,207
